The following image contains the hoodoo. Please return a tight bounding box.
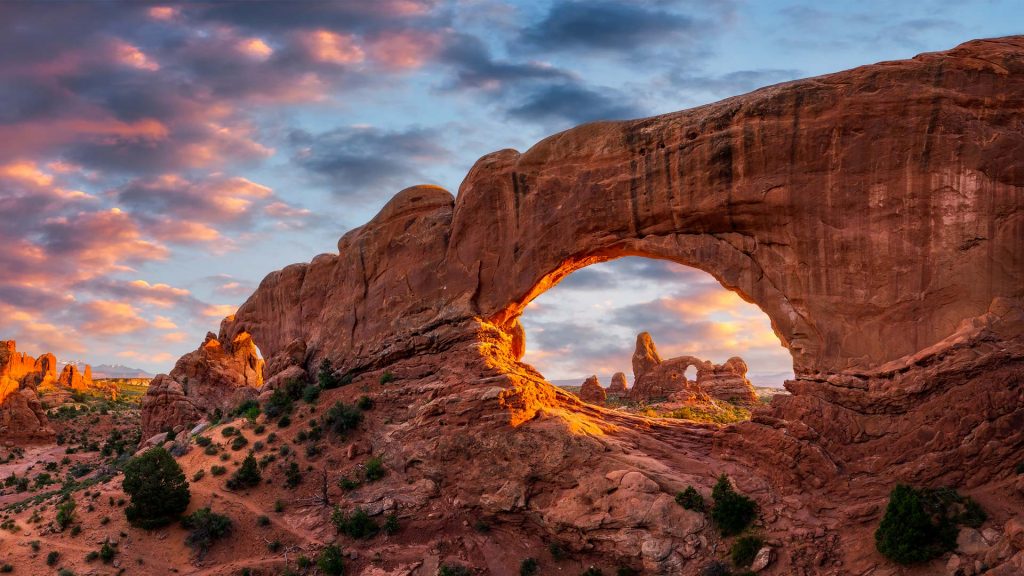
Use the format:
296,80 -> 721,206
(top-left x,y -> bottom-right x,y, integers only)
141,38 -> 1024,573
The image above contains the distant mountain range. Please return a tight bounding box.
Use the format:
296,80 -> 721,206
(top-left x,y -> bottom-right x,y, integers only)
60,361 -> 153,379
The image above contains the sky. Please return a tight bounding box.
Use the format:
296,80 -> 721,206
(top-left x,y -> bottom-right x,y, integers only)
0,1 -> 1019,380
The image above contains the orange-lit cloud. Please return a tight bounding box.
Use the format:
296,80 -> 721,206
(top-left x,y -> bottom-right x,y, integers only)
148,6 -> 179,21
238,38 -> 274,59
112,40 -> 160,71
302,30 -> 366,65
369,31 -> 442,70
80,300 -> 151,335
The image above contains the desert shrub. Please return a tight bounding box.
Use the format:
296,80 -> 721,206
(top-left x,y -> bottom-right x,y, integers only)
121,447 -> 191,529
277,414 -> 291,428
232,400 -> 260,422
204,445 -> 218,455
357,395 -> 374,410
194,435 -> 211,447
958,496 -> 987,528
676,486 -> 704,511
267,539 -> 282,552
57,569 -> 75,576
98,541 -> 116,563
192,469 -> 205,482
1015,461 -> 1024,475
520,558 -> 539,576
379,372 -> 394,385
0,564 -> 11,573
226,454 -> 261,490
580,568 -> 603,576
730,535 -> 763,567
182,508 -> 232,559
47,550 -> 60,565
230,435 -> 248,451
338,476 -> 360,490
318,544 -> 345,575
302,384 -> 320,404
438,565 -> 471,576
323,401 -> 362,436
284,462 -> 302,488
548,542 -> 567,560
257,515 -> 271,527
254,424 -> 266,434
875,484 -> 958,564
711,474 -> 757,536
318,359 -> 344,390
615,568 -> 639,576
383,513 -> 399,535
210,465 -> 227,476
55,496 -> 76,531
221,426 -> 236,437
86,551 -> 99,561
364,456 -> 386,481
332,506 -> 378,539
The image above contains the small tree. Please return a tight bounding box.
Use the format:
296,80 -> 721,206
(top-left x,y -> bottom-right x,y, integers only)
55,496 -> 76,531
182,508 -> 232,559
318,359 -> 342,389
710,474 -> 757,536
122,447 -> 190,529
875,484 -> 957,564
323,401 -> 362,436
332,506 -> 378,539
317,544 -> 345,576
675,486 -> 704,511
226,453 -> 261,490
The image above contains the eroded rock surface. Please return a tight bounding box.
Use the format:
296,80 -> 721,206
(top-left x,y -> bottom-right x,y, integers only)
578,375 -> 607,405
143,37 -> 1024,574
0,340 -> 55,440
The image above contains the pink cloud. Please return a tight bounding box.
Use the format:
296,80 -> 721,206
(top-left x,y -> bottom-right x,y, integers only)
79,300 -> 151,336
300,30 -> 366,65
368,31 -> 443,70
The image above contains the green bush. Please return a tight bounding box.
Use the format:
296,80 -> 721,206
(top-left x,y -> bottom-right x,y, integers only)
284,462 -> 302,488
364,456 -> 386,482
55,496 -> 76,531
192,469 -> 205,482
520,558 -> 539,576
675,486 -> 704,511
230,435 -> 249,451
47,550 -> 60,565
379,372 -> 394,385
210,465 -> 227,476
438,565 -> 471,576
383,513 -> 399,535
875,484 -> 958,564
332,506 -> 378,539
580,568 -> 603,576
122,447 -> 191,529
182,508 -> 232,559
357,395 -> 374,410
730,535 -> 763,567
194,435 -> 211,447
98,541 -> 116,563
710,474 -> 757,536
302,384 -> 321,404
226,454 -> 261,490
318,359 -> 346,390
317,544 -> 345,576
323,402 -> 362,436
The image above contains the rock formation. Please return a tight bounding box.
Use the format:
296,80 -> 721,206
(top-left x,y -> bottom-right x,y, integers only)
142,37 -> 1024,574
140,330 -> 264,438
578,375 -> 607,405
629,333 -> 758,405
0,340 -> 54,440
608,371 -> 629,396
57,363 -> 92,391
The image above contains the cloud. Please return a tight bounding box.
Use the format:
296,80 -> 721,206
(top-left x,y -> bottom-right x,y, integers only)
669,69 -> 803,97
507,82 -> 645,125
289,125 -> 449,197
79,300 -> 151,335
519,0 -> 705,53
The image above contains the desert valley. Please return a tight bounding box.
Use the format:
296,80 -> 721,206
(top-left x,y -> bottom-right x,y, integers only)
0,4 -> 1022,576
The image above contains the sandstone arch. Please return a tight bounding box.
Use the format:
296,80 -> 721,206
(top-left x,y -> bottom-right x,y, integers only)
139,37 -> 1024,573
145,35 -> 1023,476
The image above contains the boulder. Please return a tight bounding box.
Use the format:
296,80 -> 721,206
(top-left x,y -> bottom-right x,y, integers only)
608,372 -> 629,396
579,375 -> 607,405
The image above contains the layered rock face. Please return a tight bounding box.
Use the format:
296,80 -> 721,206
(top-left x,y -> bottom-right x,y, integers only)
144,38 -> 1024,573
0,341 -> 55,440
140,330 -> 264,439
578,375 -> 607,405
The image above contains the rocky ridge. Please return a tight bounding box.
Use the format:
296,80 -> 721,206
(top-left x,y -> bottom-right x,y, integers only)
139,37 -> 1024,574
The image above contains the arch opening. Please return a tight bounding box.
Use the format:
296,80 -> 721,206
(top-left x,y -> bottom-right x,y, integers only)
516,256 -> 793,421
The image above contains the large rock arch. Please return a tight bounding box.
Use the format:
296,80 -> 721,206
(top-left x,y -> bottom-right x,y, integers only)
141,37 -> 1024,572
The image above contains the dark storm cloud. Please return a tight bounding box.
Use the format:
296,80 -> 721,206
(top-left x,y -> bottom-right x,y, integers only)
289,125 -> 449,196
507,82 -> 645,125
520,0 -> 705,52
184,0 -> 443,34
